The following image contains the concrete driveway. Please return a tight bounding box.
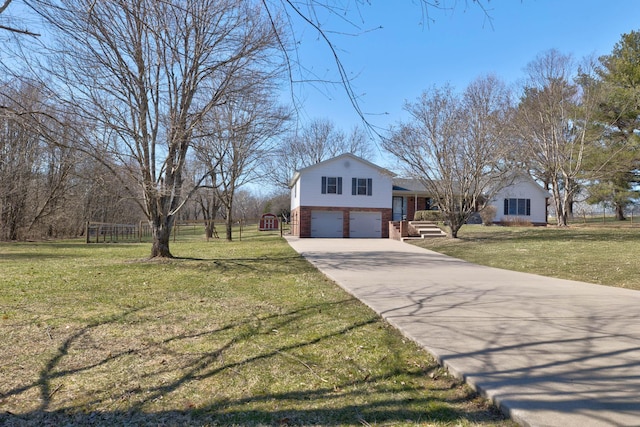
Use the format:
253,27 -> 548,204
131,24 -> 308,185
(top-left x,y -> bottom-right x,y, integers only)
285,237 -> 640,427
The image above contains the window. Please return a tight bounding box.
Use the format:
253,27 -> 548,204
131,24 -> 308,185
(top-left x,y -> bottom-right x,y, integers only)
321,176 -> 342,194
351,178 -> 373,196
503,198 -> 531,216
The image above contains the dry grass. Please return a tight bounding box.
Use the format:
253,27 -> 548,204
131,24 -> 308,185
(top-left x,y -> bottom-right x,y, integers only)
413,223 -> 640,290
0,231 -> 513,426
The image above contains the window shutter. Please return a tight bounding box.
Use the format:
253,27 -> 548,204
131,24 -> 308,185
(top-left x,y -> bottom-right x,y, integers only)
321,176 -> 326,194
367,178 -> 373,196
352,178 -> 357,195
337,177 -> 342,194
526,199 -> 531,216
503,199 -> 508,215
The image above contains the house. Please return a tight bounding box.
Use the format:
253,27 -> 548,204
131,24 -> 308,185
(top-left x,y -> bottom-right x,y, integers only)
289,153 -> 394,238
391,173 -> 550,226
489,173 -> 550,226
290,154 -> 549,238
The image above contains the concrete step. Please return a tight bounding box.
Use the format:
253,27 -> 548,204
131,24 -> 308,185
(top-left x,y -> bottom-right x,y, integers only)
408,221 -> 447,238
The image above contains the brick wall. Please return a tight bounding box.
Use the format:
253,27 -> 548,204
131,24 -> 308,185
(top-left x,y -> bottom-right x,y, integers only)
290,207 -> 300,236
406,197 -> 430,221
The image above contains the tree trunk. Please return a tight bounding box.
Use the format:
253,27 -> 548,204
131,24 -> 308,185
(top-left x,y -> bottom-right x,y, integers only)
614,203 -> 627,221
552,182 -> 567,226
224,199 -> 234,241
225,215 -> 233,241
446,213 -> 464,238
150,218 -> 174,258
205,221 -> 214,239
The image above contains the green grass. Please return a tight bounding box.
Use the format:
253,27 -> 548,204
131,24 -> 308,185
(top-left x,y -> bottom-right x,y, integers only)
411,224 -> 640,290
0,231 -> 512,426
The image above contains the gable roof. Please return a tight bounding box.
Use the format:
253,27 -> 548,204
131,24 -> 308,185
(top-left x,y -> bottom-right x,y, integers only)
498,171 -> 551,198
289,153 -> 395,187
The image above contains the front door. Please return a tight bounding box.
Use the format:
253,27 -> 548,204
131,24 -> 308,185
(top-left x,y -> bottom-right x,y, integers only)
392,196 -> 405,221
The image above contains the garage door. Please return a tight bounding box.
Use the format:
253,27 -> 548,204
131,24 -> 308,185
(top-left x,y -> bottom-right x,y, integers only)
349,211 -> 382,238
311,211 -> 344,238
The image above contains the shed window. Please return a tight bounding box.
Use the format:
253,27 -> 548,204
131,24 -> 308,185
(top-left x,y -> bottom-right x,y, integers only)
321,176 -> 342,194
504,198 -> 531,216
352,178 -> 373,196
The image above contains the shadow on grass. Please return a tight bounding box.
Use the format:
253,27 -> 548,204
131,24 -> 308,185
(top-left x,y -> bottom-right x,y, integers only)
130,254 -> 311,276
0,241 -> 143,262
0,397 -> 503,427
0,298 -> 508,426
456,227 -> 640,244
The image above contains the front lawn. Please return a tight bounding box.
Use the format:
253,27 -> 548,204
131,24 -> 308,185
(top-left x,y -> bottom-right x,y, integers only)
0,232 -> 512,426
411,224 -> 640,290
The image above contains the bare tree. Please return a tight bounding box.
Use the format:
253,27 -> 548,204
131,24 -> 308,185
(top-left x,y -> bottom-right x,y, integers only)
0,79 -> 83,240
266,118 -> 374,188
263,1 -> 492,126
1,0 -> 493,246
514,50 -> 603,226
0,0 -> 39,36
0,80 -> 40,240
384,75 -> 513,238
194,87 -> 289,241
29,0 -> 283,257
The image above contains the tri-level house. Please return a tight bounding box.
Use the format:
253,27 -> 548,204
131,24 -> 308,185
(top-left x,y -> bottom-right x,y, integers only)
289,153 -> 394,238
290,153 -> 550,238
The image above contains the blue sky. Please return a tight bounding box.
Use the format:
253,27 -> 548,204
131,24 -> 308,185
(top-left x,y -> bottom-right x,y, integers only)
5,0 -> 639,173
286,0 -> 640,153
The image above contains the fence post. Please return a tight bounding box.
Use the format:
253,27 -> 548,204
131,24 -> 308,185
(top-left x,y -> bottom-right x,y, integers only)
85,222 -> 90,244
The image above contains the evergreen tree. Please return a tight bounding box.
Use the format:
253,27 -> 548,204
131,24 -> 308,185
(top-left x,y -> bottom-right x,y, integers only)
586,30 -> 640,219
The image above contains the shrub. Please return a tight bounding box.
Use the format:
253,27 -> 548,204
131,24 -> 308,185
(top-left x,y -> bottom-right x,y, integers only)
499,216 -> 533,227
479,206 -> 497,226
413,210 -> 443,222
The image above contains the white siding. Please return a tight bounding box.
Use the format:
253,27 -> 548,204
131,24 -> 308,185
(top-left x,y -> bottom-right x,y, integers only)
490,177 -> 548,224
290,179 -> 300,210
297,156 -> 392,209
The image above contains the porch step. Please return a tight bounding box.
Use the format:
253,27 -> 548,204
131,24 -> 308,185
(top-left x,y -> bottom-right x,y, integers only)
409,221 -> 446,238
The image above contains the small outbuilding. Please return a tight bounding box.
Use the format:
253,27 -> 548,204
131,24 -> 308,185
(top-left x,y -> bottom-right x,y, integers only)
258,213 -> 279,231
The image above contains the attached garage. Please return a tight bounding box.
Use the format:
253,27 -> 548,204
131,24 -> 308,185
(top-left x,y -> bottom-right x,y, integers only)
310,210 -> 344,238
349,211 -> 382,238
289,153 -> 394,238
